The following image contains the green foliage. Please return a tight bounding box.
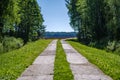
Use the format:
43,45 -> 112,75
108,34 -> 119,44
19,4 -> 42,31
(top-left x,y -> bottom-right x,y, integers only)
106,41 -> 120,55
0,0 -> 45,43
106,41 -> 116,51
115,47 -> 120,55
17,0 -> 44,43
2,37 -> 23,52
66,0 -> 120,48
54,40 -> 74,80
0,43 -> 3,53
0,0 -> 20,36
65,0 -> 80,31
88,39 -> 108,49
0,39 -> 52,80
0,37 -> 23,54
88,42 -> 97,47
67,40 -> 120,80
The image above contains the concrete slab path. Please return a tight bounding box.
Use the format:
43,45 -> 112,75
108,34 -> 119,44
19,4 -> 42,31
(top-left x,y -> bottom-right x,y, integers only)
61,40 -> 112,80
17,40 -> 57,80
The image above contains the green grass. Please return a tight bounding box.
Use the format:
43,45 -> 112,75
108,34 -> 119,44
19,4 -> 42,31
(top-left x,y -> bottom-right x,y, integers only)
0,39 -> 52,80
67,40 -> 120,80
54,40 -> 74,80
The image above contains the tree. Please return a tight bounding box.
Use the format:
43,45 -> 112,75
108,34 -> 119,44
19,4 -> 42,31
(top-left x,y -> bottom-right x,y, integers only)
17,0 -> 44,43
66,0 -> 116,44
65,0 -> 80,31
37,25 -> 46,39
107,0 -> 120,40
0,0 -> 20,38
86,0 -> 107,41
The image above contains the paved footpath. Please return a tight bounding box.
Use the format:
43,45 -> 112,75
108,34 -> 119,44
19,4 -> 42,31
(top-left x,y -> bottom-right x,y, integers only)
17,40 -> 57,80
61,40 -> 112,80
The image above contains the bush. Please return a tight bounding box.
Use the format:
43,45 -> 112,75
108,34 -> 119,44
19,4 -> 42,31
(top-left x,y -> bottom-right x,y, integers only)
89,42 -> 96,47
0,43 -> 3,53
114,41 -> 120,55
115,47 -> 120,55
2,37 -> 23,52
106,41 -> 120,55
106,41 -> 116,51
88,40 -> 107,49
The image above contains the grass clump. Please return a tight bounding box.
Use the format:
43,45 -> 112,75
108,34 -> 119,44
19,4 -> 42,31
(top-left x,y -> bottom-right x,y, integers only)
0,39 -> 52,80
67,40 -> 120,80
54,40 -> 73,80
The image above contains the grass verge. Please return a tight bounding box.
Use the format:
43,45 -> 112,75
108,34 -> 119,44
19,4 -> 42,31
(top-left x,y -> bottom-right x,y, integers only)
54,40 -> 73,80
0,39 -> 52,80
67,39 -> 120,80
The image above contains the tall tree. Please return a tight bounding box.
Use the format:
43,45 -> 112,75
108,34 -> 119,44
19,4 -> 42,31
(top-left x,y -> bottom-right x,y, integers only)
86,0 -> 107,41
65,0 -> 80,31
66,0 -> 113,44
17,0 -> 44,43
0,0 -> 20,38
107,0 -> 120,40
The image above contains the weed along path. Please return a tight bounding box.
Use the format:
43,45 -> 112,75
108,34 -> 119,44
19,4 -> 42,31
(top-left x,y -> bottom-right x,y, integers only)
17,40 -> 57,80
61,40 -> 112,80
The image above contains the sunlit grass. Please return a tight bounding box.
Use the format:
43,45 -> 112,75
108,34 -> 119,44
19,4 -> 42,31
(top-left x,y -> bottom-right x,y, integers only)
54,40 -> 73,80
0,39 -> 52,80
67,39 -> 120,80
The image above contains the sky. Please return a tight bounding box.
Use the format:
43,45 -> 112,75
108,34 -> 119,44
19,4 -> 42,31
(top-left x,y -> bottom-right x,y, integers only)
37,0 -> 74,32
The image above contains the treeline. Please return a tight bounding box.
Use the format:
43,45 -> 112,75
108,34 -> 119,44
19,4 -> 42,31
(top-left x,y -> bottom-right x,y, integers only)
45,32 -> 76,39
0,0 -> 45,53
0,0 -> 45,43
66,0 -> 120,53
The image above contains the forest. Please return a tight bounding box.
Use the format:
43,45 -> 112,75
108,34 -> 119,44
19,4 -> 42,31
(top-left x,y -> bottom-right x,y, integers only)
66,0 -> 120,54
0,0 -> 45,53
1,0 -> 120,54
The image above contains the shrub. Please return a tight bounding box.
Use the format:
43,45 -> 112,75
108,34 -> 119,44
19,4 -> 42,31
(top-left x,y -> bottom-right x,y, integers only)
106,41 -> 116,51
0,43 -> 3,53
88,40 -> 107,49
2,37 -> 23,52
106,41 -> 120,55
115,47 -> 120,55
114,41 -> 120,55
89,42 -> 96,47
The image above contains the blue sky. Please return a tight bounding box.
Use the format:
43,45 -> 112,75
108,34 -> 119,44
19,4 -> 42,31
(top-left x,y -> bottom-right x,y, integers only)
37,0 -> 74,32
